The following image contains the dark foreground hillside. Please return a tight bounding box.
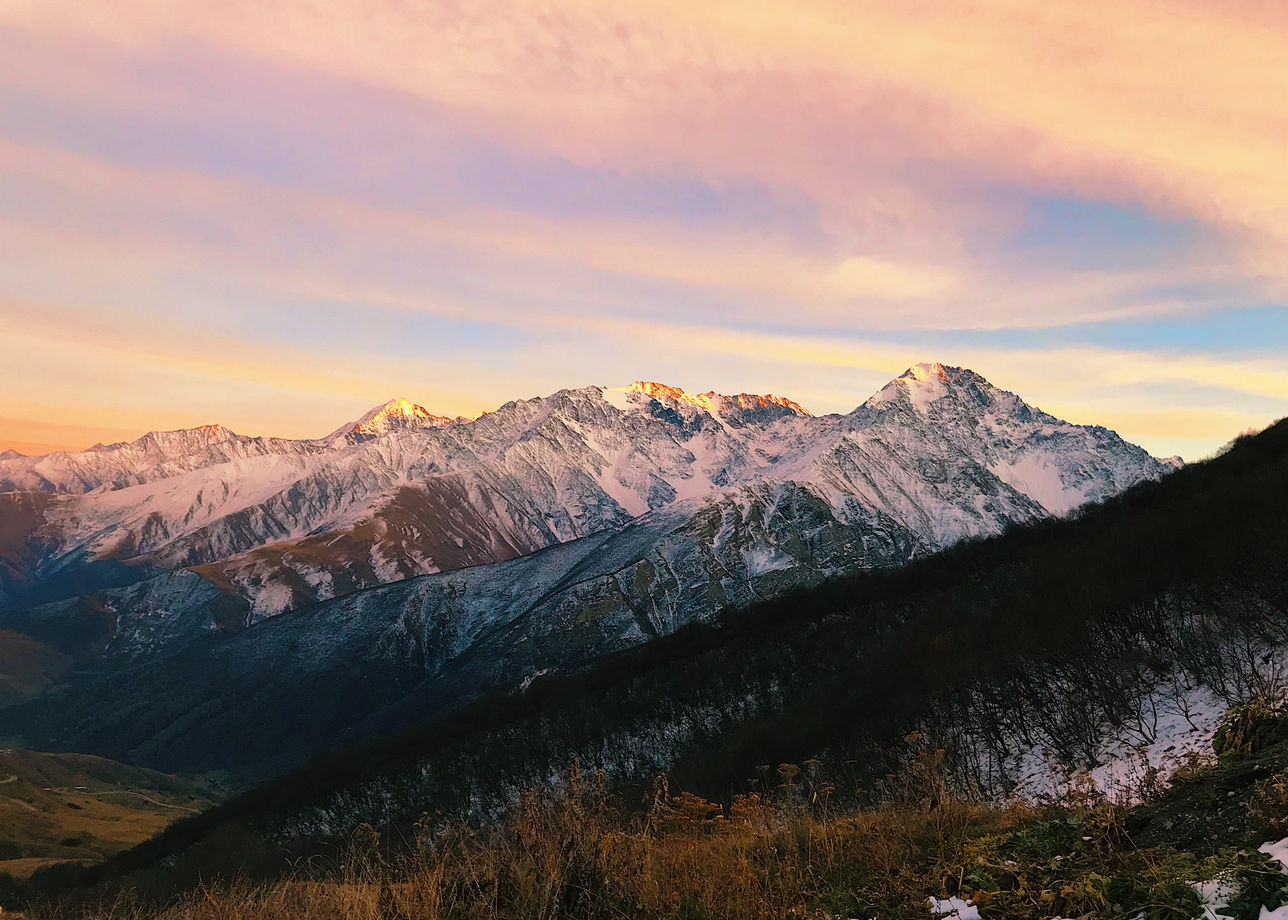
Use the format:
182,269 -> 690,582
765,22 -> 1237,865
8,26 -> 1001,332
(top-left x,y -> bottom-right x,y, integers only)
21,725 -> 1288,919
23,417 -> 1288,902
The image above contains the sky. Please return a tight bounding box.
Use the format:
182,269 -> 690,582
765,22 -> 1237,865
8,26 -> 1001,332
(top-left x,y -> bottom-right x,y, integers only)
1,1 -> 1286,460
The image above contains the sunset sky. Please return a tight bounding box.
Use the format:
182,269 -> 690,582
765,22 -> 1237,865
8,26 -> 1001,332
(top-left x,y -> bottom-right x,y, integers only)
2,0 -> 1286,460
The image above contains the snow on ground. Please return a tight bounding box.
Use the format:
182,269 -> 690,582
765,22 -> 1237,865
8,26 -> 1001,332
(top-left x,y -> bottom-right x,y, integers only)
1011,678 -> 1228,802
1200,842 -> 1288,920
1261,837 -> 1288,872
740,543 -> 794,577
68,453 -> 322,543
1195,876 -> 1241,920
665,430 -> 722,503
249,582 -> 297,619
926,895 -> 980,919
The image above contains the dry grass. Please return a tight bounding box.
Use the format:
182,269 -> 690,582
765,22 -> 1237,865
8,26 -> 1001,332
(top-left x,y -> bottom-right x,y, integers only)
28,751 -> 1281,919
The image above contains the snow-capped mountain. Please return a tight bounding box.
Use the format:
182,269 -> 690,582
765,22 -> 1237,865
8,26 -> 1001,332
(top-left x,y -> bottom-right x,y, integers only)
0,365 -> 1172,624
325,397 -> 455,445
0,424 -> 330,495
0,363 -> 1183,774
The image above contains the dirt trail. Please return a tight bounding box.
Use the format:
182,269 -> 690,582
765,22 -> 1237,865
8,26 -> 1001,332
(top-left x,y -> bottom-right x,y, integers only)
72,789 -> 201,812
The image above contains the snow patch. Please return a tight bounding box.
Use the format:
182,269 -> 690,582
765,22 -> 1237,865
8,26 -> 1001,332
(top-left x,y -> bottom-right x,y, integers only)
598,386 -> 638,413
1260,837 -> 1288,873
989,454 -> 1084,515
249,582 -> 296,619
741,544 -> 793,577
902,363 -> 951,413
1194,876 -> 1240,920
1012,679 -> 1226,802
927,895 -> 980,919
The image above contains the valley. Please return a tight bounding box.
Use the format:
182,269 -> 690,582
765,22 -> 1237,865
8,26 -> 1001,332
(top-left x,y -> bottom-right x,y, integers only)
0,748 -> 215,880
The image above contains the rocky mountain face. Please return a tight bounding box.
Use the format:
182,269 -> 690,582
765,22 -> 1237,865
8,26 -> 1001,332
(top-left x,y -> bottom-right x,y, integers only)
0,364 -> 1178,774
6,486 -> 922,774
0,365 -> 1170,616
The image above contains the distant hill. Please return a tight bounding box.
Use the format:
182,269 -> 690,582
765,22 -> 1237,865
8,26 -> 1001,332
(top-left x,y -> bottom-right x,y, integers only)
0,748 -> 217,880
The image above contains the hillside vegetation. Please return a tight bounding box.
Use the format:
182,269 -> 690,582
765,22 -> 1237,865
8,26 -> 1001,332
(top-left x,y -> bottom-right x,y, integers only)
23,730 -> 1288,920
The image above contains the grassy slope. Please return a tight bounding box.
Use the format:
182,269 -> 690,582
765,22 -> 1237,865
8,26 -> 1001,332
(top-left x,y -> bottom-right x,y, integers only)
0,749 -> 217,878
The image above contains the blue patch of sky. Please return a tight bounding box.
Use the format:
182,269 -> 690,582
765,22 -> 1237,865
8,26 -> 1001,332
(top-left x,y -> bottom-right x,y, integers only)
990,193 -> 1208,271
1058,305 -> 1288,353
762,304 -> 1288,356
1059,305 -> 1267,352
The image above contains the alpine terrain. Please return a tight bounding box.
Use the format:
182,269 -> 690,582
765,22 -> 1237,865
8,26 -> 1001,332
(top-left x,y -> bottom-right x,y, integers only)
0,364 -> 1177,776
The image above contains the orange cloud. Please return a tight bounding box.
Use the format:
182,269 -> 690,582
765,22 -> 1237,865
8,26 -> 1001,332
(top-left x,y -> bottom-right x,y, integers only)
0,298 -> 506,442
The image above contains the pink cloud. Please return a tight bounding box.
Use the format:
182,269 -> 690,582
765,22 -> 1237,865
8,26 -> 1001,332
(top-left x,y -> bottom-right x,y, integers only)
9,1 -> 1285,267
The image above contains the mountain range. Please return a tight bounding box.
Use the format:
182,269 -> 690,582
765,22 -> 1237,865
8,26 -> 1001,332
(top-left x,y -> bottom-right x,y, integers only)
25,402 -> 1288,903
0,363 -> 1179,776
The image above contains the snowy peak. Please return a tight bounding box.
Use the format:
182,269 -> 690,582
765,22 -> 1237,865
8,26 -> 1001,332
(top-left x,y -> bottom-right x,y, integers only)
353,397 -> 450,433
331,398 -> 452,443
864,362 -> 1008,418
840,362 -> 1172,520
717,391 -> 811,418
623,381 -> 692,404
88,423 -> 241,454
906,361 -> 950,383
894,362 -> 953,414
0,449 -> 24,460
0,422 -> 316,495
609,381 -> 810,423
